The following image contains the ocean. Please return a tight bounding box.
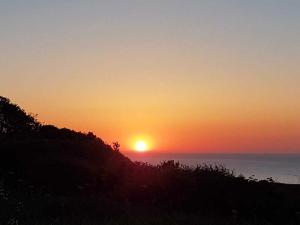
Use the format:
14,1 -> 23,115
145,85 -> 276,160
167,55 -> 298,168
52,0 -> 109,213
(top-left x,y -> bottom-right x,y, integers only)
125,153 -> 300,184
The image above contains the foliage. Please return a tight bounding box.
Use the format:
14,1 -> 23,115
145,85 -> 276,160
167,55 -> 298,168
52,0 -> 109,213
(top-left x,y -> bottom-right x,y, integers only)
0,96 -> 40,136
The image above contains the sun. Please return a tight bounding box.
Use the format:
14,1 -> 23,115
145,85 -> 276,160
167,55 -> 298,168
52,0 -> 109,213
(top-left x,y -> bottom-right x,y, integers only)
129,135 -> 153,153
135,140 -> 148,152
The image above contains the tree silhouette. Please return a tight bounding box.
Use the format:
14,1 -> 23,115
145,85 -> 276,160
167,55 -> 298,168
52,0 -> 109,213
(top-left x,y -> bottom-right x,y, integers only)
0,96 -> 40,136
112,142 -> 120,152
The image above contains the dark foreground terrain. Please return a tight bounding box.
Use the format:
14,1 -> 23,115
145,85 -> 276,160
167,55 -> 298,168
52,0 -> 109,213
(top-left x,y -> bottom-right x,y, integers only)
1,96 -> 300,225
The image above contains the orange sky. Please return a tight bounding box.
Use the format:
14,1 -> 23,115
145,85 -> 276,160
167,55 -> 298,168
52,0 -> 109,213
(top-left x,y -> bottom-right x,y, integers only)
1,1 -> 300,153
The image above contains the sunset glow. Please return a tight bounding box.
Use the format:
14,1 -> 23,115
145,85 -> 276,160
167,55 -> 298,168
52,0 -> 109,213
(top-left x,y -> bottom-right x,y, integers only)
1,1 -> 300,153
134,141 -> 148,152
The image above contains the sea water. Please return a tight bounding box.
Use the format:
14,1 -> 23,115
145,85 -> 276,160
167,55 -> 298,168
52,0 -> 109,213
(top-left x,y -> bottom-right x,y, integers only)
125,153 -> 300,184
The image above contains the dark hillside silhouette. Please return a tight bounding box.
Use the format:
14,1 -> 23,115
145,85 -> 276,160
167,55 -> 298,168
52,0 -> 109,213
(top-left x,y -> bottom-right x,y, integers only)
0,96 -> 300,225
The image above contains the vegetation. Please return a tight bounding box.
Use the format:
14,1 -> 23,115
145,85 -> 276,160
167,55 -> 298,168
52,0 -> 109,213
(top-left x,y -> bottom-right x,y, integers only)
0,96 -> 300,225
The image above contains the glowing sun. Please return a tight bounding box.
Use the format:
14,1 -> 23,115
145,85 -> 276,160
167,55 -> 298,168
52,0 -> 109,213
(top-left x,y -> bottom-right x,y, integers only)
135,140 -> 148,152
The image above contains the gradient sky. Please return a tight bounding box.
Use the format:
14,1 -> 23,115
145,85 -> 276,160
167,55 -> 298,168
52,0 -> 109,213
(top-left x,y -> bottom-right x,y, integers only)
1,1 -> 300,153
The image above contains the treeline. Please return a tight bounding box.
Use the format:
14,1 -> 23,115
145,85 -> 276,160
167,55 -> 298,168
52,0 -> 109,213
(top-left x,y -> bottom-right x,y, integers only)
0,96 -> 300,225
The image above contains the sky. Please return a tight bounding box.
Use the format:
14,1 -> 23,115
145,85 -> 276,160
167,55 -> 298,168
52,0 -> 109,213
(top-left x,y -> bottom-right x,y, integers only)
1,1 -> 300,153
